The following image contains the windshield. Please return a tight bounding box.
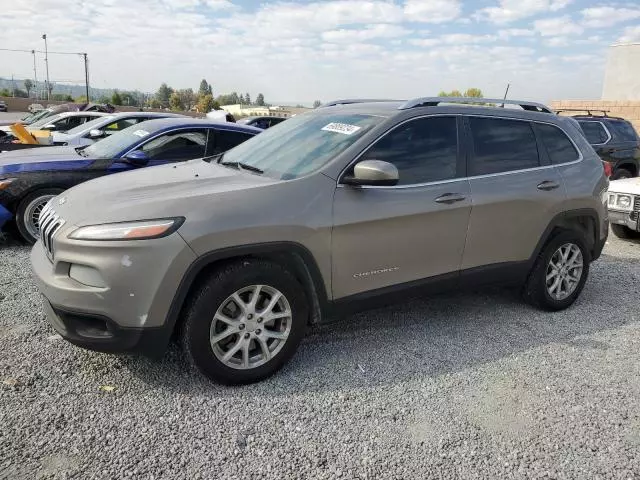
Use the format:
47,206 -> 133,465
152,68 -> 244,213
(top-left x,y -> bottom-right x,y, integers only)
22,109 -> 51,124
28,113 -> 64,129
83,123 -> 154,159
217,113 -> 384,179
66,115 -> 115,135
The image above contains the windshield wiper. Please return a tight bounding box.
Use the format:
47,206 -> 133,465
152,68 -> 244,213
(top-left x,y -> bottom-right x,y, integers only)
202,152 -> 224,163
220,161 -> 263,174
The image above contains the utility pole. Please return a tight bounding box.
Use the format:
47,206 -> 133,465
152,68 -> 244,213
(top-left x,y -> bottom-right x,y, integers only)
11,75 -> 15,97
31,50 -> 38,99
83,53 -> 90,102
42,33 -> 50,100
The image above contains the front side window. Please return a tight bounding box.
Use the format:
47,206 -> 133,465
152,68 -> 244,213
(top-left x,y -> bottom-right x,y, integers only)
578,121 -> 609,144
358,116 -> 458,185
213,130 -> 255,154
138,129 -> 207,160
65,115 -> 115,136
537,123 -> 579,165
214,113 -> 385,180
469,117 -> 540,176
103,118 -> 142,136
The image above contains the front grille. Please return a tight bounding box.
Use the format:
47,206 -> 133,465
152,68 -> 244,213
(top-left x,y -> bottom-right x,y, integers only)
632,196 -> 640,222
38,203 -> 65,258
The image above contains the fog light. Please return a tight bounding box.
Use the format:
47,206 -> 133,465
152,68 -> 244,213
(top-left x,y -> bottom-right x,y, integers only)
69,264 -> 107,288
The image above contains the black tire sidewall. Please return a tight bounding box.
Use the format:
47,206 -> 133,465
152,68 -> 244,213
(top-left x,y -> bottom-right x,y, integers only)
611,223 -> 640,240
612,168 -> 633,180
537,232 -> 591,310
15,188 -> 64,244
183,262 -> 309,385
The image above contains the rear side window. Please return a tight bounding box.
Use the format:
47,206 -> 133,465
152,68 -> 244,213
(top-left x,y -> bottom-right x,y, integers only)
609,120 -> 638,142
213,130 -> 254,154
536,123 -> 579,164
360,116 -> 459,185
578,121 -> 609,144
468,117 -> 539,175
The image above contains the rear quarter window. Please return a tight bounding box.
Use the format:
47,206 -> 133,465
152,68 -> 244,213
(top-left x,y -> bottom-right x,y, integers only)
536,123 -> 579,165
608,120 -> 639,142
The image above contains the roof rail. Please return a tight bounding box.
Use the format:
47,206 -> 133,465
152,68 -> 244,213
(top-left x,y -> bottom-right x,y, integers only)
321,99 -> 403,108
398,97 -> 553,113
555,108 -> 610,117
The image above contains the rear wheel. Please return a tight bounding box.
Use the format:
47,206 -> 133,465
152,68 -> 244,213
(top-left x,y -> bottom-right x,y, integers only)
180,260 -> 309,385
612,168 -> 633,180
611,223 -> 640,240
523,231 -> 590,311
15,188 -> 64,244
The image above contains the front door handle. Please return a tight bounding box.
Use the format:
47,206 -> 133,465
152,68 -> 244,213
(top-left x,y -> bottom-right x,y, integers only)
435,193 -> 466,204
537,181 -> 560,191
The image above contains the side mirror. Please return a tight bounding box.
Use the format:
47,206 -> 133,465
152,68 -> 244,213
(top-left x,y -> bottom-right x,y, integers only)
123,150 -> 149,166
88,129 -> 104,139
42,124 -> 56,130
342,160 -> 399,187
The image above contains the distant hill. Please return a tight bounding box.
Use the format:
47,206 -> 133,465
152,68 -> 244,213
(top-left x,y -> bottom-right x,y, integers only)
0,77 -> 126,101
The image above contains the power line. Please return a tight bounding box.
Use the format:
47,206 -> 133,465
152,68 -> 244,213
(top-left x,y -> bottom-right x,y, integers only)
0,48 -> 87,55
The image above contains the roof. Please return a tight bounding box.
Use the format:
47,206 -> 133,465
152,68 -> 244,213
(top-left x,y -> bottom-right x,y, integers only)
110,111 -> 184,118
133,117 -> 263,134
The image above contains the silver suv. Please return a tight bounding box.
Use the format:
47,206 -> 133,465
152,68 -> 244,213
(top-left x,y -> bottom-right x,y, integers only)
31,97 -> 609,384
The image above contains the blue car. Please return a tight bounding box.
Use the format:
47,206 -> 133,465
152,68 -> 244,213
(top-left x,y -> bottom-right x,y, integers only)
0,118 -> 261,243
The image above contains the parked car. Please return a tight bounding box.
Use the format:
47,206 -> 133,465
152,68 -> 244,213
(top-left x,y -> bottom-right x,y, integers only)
558,109 -> 640,180
50,112 -> 185,147
0,102 -> 114,130
28,103 -> 44,113
0,118 -> 260,243
0,101 -> 7,112
237,116 -> 287,129
30,97 -> 608,385
0,111 -> 108,144
606,178 -> 640,239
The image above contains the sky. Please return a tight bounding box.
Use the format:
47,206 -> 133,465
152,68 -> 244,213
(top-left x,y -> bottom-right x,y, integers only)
1,0 -> 639,105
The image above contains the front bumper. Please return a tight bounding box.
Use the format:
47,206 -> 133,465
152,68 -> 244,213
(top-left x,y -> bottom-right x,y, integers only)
609,209 -> 638,231
31,229 -> 198,354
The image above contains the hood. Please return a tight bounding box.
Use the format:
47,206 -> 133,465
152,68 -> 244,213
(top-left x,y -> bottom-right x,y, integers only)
51,159 -> 280,226
52,132 -> 72,142
0,146 -> 93,174
609,177 -> 640,196
0,120 -> 25,127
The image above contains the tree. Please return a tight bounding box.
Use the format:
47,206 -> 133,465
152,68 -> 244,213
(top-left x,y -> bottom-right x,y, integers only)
0,88 -> 10,97
156,83 -> 173,107
245,93 -> 251,105
148,98 -> 162,109
198,79 -> 212,96
111,90 -> 123,105
24,79 -> 34,97
169,92 -> 184,111
75,95 -> 88,103
197,94 -> 218,113
313,100 -> 322,108
256,93 -> 265,106
13,89 -> 28,98
438,89 -> 463,97
52,93 -> 73,101
463,88 -> 483,98
120,92 -> 138,106
177,88 -> 196,110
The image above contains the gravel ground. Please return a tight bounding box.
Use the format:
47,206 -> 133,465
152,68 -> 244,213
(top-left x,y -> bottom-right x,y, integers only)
1,233 -> 640,479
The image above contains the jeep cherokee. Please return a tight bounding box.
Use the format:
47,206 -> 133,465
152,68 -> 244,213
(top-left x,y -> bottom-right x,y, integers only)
31,97 -> 609,384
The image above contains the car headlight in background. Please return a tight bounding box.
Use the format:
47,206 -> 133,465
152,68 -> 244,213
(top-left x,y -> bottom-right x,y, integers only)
608,193 -> 635,212
69,218 -> 184,241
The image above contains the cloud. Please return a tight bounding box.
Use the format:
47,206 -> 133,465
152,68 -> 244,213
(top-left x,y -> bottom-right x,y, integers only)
476,0 -> 573,23
403,0 -> 462,23
618,25 -> 640,43
497,28 -> 535,39
581,6 -> 640,28
322,24 -> 411,43
410,34 -> 497,47
534,16 -> 584,37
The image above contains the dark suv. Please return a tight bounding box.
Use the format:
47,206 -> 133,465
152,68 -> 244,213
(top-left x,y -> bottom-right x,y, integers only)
558,109 -> 640,180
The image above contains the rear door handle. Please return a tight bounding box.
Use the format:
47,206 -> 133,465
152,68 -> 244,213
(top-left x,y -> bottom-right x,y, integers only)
435,193 -> 466,204
537,181 -> 560,191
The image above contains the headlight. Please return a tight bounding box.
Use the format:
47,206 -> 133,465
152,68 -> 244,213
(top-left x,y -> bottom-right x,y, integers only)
616,195 -> 632,209
68,218 -> 184,241
608,193 -> 635,212
0,178 -> 16,190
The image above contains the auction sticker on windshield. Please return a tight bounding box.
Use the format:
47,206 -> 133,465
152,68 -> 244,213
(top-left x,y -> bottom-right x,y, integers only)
321,123 -> 362,135
132,130 -> 149,138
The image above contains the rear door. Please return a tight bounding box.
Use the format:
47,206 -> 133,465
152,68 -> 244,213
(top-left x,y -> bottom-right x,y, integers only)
461,116 -> 567,270
331,115 -> 471,299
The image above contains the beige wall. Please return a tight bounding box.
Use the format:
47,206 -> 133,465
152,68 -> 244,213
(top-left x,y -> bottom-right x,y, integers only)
551,99 -> 640,133
603,43 -> 640,101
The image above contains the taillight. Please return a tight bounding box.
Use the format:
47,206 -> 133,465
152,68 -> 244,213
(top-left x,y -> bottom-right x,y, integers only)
603,161 -> 612,178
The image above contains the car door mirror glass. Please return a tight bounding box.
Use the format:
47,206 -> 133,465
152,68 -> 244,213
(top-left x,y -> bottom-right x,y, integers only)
343,160 -> 399,186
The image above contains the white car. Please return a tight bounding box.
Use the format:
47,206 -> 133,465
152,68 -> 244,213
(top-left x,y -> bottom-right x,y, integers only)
0,111 -> 107,136
28,103 -> 44,113
607,178 -> 640,239
51,111 -> 185,147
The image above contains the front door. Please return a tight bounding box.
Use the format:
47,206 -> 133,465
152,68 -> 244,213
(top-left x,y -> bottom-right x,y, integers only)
331,115 -> 472,299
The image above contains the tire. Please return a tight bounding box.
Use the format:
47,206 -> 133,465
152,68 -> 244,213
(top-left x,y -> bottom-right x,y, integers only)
180,259 -> 309,385
15,188 -> 64,244
611,168 -> 633,180
611,223 -> 640,240
523,230 -> 591,311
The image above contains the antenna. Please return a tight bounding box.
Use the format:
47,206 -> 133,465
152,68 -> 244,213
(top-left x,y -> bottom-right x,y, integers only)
501,83 -> 510,108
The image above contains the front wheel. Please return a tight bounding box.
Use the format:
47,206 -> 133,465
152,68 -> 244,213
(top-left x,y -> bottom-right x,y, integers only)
181,260 -> 309,385
611,223 -> 640,240
612,168 -> 633,180
523,231 -> 590,311
15,188 -> 64,244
